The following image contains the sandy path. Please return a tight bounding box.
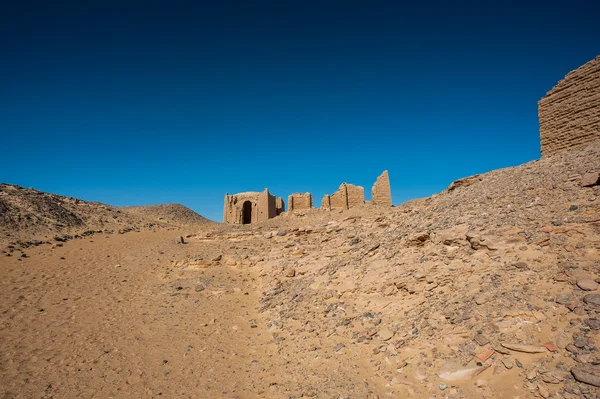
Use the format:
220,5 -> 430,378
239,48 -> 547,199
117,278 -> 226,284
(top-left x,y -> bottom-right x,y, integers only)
0,230 -> 280,398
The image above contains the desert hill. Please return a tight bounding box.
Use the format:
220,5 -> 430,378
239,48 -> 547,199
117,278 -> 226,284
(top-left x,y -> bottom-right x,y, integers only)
0,183 -> 212,242
120,203 -> 212,226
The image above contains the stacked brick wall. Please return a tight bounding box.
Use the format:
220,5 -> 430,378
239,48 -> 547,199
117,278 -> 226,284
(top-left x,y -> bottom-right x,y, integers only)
371,170 -> 392,206
539,56 -> 600,156
346,184 -> 365,208
287,193 -> 312,211
330,184 -> 349,209
322,183 -> 365,210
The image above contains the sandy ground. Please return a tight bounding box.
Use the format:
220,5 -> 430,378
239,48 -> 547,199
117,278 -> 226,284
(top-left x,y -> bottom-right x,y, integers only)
0,230 -> 290,399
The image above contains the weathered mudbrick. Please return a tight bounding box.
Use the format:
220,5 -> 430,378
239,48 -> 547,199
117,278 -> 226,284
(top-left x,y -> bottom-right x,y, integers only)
539,56 -> 600,156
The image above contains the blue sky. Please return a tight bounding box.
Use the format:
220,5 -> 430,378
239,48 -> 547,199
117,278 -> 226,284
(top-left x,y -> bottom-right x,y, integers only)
1,1 -> 599,221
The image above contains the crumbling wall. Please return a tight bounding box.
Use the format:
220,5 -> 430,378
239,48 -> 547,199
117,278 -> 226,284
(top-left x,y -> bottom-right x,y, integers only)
322,183 -> 364,210
321,195 -> 331,210
288,193 -> 312,211
257,189 -> 276,222
346,184 -> 364,208
276,197 -> 285,215
330,184 -> 349,209
539,55 -> 600,157
371,170 -> 392,206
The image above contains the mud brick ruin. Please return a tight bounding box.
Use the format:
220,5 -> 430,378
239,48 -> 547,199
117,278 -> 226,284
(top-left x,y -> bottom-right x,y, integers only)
224,171 -> 392,224
539,55 -> 600,157
288,193 -> 313,211
223,189 -> 284,224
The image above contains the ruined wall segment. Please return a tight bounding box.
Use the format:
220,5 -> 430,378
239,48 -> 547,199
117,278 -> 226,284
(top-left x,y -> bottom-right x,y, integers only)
371,170 -> 392,206
321,195 -> 331,210
276,197 -> 285,215
288,193 -> 313,211
322,183 -> 365,210
329,184 -> 348,210
346,184 -> 365,209
539,55 -> 600,157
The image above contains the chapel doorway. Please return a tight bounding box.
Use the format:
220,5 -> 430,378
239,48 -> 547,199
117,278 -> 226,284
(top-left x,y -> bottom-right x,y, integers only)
242,201 -> 252,224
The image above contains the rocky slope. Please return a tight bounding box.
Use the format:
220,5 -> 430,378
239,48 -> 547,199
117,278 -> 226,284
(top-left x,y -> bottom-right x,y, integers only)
180,142 -> 600,397
0,183 -> 211,242
120,204 -> 212,226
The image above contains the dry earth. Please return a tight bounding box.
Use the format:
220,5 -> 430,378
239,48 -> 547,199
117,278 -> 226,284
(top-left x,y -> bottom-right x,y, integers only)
2,143 -> 600,398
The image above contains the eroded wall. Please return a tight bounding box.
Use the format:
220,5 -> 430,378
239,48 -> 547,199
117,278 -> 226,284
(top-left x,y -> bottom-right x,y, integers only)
288,193 -> 312,211
371,170 -> 392,206
322,183 -> 364,210
276,197 -> 285,215
539,55 -> 600,157
223,189 -> 277,224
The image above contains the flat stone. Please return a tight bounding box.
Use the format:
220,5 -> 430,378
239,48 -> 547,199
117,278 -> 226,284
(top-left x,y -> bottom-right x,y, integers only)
581,172 -> 600,187
284,268 -> 296,278
474,334 -> 490,346
572,368 -> 600,387
583,294 -> 600,306
378,328 -> 394,341
501,342 -> 546,353
501,358 -> 514,369
577,278 -> 599,291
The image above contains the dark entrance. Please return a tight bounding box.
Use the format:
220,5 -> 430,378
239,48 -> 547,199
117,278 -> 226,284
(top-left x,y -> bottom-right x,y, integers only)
242,201 -> 252,224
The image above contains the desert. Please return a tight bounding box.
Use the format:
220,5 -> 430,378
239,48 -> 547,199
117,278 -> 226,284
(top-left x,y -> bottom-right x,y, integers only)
2,3 -> 600,398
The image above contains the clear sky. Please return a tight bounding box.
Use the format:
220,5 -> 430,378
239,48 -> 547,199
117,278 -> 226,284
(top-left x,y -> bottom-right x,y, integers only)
1,1 -> 599,221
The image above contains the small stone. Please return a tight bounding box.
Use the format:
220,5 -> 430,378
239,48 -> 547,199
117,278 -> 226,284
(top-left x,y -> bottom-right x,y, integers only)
333,343 -> 345,352
476,349 -> 495,362
195,285 -> 205,292
585,318 -> 600,330
577,278 -> 599,291
474,334 -> 490,346
175,236 -> 185,244
583,294 -> 600,306
566,344 -> 579,354
556,335 -> 568,349
378,328 -> 394,341
439,383 -> 448,391
572,367 -> 600,387
284,268 -> 296,278
538,383 -> 550,398
501,358 -> 514,369
544,342 -> 558,352
581,172 -> 600,187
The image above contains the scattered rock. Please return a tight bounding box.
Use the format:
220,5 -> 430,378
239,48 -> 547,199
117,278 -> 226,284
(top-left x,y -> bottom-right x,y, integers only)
175,236 -> 185,244
572,367 -> 600,387
577,278 -> 599,291
284,268 -> 296,278
583,294 -> 600,307
581,172 -> 600,187
500,343 -> 546,353
501,358 -> 514,369
378,328 -> 394,341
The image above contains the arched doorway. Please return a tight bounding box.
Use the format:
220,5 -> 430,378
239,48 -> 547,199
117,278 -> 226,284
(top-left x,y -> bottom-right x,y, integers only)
242,201 -> 252,224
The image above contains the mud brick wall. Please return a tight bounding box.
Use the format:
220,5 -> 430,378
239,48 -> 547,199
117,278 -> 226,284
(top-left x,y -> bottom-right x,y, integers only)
287,193 -> 312,211
330,185 -> 348,209
346,184 -> 365,209
539,56 -> 600,157
371,170 -> 392,206
276,197 -> 285,215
